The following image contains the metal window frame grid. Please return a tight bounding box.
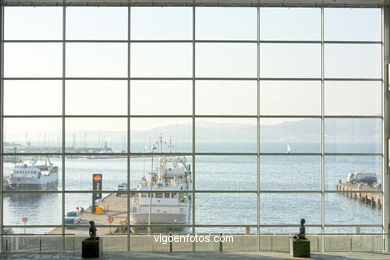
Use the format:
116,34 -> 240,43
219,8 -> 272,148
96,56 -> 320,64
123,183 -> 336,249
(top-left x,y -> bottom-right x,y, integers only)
0,5 -> 387,253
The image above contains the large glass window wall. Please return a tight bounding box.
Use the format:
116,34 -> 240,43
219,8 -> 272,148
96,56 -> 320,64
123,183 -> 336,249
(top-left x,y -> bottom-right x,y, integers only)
0,6 -> 384,252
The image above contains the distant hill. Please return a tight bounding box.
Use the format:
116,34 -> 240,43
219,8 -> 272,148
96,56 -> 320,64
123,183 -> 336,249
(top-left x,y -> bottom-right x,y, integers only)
10,118 -> 379,146
131,118 -> 380,142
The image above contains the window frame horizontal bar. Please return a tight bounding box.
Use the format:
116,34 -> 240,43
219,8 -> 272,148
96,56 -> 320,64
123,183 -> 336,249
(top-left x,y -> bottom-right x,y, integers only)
0,232 -> 76,236
2,225 -> 64,228
1,224 -> 383,229
1,77 -> 384,81
2,115 -> 384,119
2,152 -> 384,156
1,2 -> 388,8
2,40 -> 383,44
1,190 -> 383,194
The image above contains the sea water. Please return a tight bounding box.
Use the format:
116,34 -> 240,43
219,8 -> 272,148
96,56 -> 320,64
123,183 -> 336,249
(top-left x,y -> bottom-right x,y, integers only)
2,142 -> 382,234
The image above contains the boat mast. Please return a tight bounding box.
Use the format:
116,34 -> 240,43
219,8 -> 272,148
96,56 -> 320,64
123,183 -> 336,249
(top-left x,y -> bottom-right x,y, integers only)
159,134 -> 163,154
148,183 -> 152,235
169,136 -> 173,153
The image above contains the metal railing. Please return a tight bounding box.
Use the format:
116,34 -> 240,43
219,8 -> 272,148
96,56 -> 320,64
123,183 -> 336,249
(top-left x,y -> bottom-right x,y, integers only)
0,232 -> 386,253
1,233 -> 75,253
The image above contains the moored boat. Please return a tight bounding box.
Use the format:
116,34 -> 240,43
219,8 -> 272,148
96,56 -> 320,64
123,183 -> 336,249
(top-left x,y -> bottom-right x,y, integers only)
3,157 -> 58,191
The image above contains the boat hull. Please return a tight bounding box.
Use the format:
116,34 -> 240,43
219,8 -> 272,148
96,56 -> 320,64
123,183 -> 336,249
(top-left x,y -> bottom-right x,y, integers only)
130,212 -> 189,234
4,175 -> 58,191
4,181 -> 58,191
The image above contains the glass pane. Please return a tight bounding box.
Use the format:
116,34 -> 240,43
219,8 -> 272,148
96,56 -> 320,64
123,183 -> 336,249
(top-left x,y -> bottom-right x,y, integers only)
324,119 -> 381,154
65,157 -> 127,191
130,118 -> 192,153
65,118 -> 127,153
195,118 -> 257,153
130,191 -> 193,234
66,7 -> 128,40
5,7 -> 62,40
66,80 -> 127,115
325,193 -> 381,225
101,235 -> 128,251
260,8 -> 320,41
260,156 -> 321,191
196,43 -> 257,78
4,118 -> 62,153
325,227 -> 382,234
131,43 -> 192,78
130,234 -> 191,251
195,156 -> 256,191
2,227 -> 51,235
324,233 -> 383,252
132,7 -> 192,40
194,229 -> 257,252
196,7 -> 256,40
4,193 -> 62,226
324,44 -> 381,79
196,193 -> 256,225
258,231 -> 321,252
258,235 -> 290,252
65,192 -> 118,232
260,118 -> 321,153
196,81 -> 257,115
260,193 -> 321,225
260,227 -> 321,235
65,193 -> 92,226
130,160 -> 193,232
3,156 -> 62,191
66,43 -> 127,77
1,232 -> 74,253
260,81 -> 321,115
325,156 -> 382,191
196,227 -> 251,235
130,156 -> 192,191
260,44 -> 321,78
131,80 -> 192,115
324,81 -> 381,116
324,8 -> 381,41
4,80 -> 62,115
129,155 -> 193,234
4,43 -> 62,78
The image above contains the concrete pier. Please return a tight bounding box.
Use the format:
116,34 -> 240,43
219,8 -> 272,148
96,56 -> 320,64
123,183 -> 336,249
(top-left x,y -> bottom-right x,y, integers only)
336,183 -> 382,208
50,192 -> 128,236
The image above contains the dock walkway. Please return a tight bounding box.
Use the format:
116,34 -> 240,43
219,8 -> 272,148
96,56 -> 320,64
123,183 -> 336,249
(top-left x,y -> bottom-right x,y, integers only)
336,183 -> 382,208
50,193 -> 128,236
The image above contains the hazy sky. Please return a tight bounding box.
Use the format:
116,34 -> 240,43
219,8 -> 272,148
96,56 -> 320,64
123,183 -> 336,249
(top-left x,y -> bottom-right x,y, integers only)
2,7 -> 383,140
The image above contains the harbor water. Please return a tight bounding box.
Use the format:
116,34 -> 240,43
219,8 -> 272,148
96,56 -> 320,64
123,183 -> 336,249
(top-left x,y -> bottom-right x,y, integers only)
2,142 -> 382,234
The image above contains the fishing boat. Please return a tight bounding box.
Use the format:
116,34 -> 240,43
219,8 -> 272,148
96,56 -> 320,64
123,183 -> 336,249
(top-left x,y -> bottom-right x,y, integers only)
3,157 -> 58,191
130,136 -> 192,234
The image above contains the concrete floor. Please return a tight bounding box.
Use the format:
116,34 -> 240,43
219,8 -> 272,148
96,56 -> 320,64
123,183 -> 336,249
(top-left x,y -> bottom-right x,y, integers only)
1,252 -> 390,260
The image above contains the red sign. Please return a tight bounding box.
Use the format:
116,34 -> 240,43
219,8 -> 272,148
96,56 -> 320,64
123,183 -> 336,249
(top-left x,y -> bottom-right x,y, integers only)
108,216 -> 114,224
93,175 -> 102,182
22,217 -> 28,224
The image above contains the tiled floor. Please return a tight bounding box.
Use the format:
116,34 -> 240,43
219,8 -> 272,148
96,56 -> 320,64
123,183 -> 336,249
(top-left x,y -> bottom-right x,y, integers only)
1,252 -> 390,260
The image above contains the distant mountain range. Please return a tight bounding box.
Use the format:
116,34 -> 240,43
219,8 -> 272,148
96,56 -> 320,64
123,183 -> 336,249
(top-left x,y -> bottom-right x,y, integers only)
131,118 -> 380,142
8,118 -> 379,146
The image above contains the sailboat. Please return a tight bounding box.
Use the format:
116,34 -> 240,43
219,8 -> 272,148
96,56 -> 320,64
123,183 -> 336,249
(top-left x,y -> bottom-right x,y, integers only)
286,143 -> 292,154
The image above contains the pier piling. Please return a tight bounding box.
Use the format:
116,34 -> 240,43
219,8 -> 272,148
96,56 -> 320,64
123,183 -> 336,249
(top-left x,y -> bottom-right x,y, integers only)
337,183 -> 381,209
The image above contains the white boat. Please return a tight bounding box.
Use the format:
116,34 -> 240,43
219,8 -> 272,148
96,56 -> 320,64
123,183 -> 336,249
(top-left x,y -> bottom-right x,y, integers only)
286,143 -> 292,153
130,137 -> 191,234
3,157 -> 58,191
347,172 -> 377,185
87,141 -> 115,159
